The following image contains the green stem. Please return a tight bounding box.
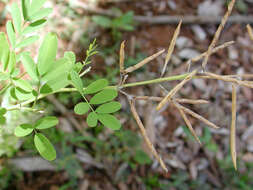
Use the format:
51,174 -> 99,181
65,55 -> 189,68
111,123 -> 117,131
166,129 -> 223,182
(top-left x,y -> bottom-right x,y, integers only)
5,73 -> 190,110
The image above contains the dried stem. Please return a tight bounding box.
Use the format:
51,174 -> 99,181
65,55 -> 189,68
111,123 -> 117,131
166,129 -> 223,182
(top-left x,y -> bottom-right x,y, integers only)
176,102 -> 220,129
129,99 -> 168,172
231,84 -> 237,170
125,49 -> 165,73
157,69 -> 198,110
173,101 -> 201,145
119,41 -> 125,74
202,0 -> 236,69
161,20 -> 182,77
247,24 -> 253,41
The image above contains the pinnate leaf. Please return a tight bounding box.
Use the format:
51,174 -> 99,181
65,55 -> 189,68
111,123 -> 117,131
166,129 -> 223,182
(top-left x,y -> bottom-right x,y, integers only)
20,52 -> 39,81
95,101 -> 121,113
90,89 -> 118,105
14,124 -> 33,137
83,79 -> 108,94
34,116 -> 58,130
34,133 -> 56,161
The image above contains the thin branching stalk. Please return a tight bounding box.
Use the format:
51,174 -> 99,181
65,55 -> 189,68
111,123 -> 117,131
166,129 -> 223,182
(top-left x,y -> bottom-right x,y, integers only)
173,101 -> 201,145
231,84 -> 237,170
161,20 -> 182,77
156,69 -> 198,110
128,99 -> 168,172
124,49 -> 165,73
176,102 -> 220,129
202,0 -> 236,69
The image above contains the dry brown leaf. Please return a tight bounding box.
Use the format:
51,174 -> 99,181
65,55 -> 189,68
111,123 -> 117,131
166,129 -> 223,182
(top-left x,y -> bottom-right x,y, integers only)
125,49 -> 165,73
247,24 -> 253,41
231,83 -> 237,170
119,41 -> 125,73
202,0 -> 235,68
161,20 -> 182,77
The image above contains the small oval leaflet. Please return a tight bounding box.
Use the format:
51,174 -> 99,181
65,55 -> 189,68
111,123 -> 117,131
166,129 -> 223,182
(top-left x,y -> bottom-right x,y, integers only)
70,70 -> 83,93
74,102 -> 90,115
98,114 -> 121,130
0,108 -> 7,115
95,101 -> 121,114
34,116 -> 58,130
34,133 -> 56,161
14,124 -> 33,137
0,116 -> 6,125
87,112 -> 98,127
90,89 -> 118,105
83,79 -> 108,94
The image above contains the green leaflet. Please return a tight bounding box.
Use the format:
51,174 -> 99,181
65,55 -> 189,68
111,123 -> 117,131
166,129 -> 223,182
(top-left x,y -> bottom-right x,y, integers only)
70,70 -> 83,94
20,52 -> 39,82
13,78 -> 33,92
29,8 -> 52,22
0,32 -> 10,71
90,89 -> 118,105
7,51 -> 16,74
0,72 -> 9,82
34,133 -> 56,161
30,0 -> 47,15
6,21 -> 16,48
92,16 -> 112,28
64,51 -> 76,64
34,116 -> 59,130
15,35 -> 39,49
14,124 -> 33,137
10,2 -> 22,34
133,150 -> 151,165
0,108 -> 7,115
21,0 -> 30,21
37,32 -> 58,75
98,114 -> 121,130
87,112 -> 98,127
0,116 -> 6,125
14,87 -> 34,101
22,19 -> 47,35
83,79 -> 108,94
95,101 -> 121,114
74,102 -> 90,115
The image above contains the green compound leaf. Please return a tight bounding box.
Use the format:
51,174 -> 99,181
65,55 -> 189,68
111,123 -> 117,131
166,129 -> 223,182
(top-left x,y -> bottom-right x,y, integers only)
6,21 -> 16,48
98,114 -> 121,130
14,124 -> 33,137
34,116 -> 59,130
10,2 -> 22,34
29,8 -> 52,22
83,79 -> 108,94
74,102 -> 90,115
13,78 -> 33,92
37,32 -> 58,75
95,101 -> 121,114
20,52 -> 39,82
70,70 -> 83,94
87,112 -> 98,127
0,32 -> 10,71
34,133 -> 56,161
0,108 -> 7,115
22,19 -> 47,35
15,35 -> 39,49
90,89 -> 118,105
0,116 -> 6,125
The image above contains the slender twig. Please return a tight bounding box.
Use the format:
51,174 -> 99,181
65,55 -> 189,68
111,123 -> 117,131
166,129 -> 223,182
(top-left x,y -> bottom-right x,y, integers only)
129,99 -> 168,172
119,41 -> 125,74
202,0 -> 235,69
230,84 -> 237,170
173,101 -> 201,145
161,20 -> 182,77
157,69 -> 198,110
176,102 -> 220,129
125,49 -> 165,73
247,24 -> 253,41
